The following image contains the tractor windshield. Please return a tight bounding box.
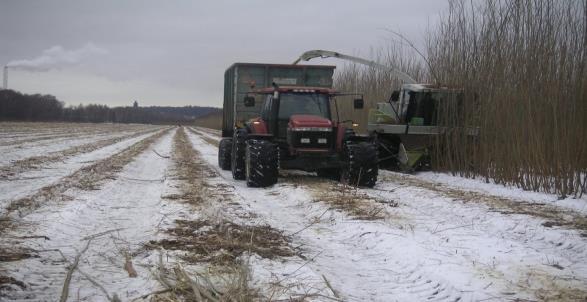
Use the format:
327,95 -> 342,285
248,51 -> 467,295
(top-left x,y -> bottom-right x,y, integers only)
278,93 -> 330,120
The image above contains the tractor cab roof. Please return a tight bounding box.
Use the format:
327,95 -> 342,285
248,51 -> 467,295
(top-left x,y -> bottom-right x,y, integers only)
253,86 -> 337,95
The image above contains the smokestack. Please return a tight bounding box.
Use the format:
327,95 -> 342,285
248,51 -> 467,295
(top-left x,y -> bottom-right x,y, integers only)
2,66 -> 6,90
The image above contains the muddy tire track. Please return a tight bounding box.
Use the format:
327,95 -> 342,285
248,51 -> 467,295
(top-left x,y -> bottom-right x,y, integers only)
186,126 -> 219,147
0,128 -> 172,226
0,128 -> 164,179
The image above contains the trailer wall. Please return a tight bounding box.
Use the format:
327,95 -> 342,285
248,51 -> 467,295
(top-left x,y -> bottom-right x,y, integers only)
222,63 -> 335,137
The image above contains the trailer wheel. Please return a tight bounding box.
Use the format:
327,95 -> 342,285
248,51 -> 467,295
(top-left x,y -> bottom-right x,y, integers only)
341,142 -> 378,188
218,138 -> 233,170
245,139 -> 278,187
231,129 -> 247,180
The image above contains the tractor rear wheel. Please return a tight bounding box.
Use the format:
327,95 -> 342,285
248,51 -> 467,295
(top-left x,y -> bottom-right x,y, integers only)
231,129 -> 247,180
245,139 -> 278,187
218,138 -> 232,170
341,141 -> 378,188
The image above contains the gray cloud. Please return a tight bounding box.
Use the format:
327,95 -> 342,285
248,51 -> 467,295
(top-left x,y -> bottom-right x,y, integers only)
0,0 -> 449,107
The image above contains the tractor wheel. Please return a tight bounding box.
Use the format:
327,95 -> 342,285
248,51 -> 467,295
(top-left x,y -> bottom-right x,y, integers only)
231,129 -> 247,180
316,168 -> 340,181
218,138 -> 232,170
245,139 -> 278,187
341,141 -> 378,188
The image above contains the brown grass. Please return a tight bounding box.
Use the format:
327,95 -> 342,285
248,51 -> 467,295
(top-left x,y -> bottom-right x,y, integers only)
286,174 -> 395,220
152,128 -> 296,265
168,127 -> 217,205
149,219 -> 296,266
148,127 -> 294,301
0,275 -> 26,292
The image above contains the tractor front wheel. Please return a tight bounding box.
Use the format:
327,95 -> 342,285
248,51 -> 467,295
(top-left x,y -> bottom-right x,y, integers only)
245,139 -> 278,187
341,142 -> 378,188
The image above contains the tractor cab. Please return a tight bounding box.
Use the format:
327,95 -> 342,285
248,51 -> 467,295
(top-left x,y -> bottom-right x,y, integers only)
244,86 -> 339,155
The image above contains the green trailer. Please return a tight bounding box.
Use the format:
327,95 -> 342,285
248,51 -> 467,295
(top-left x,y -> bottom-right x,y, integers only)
222,63 -> 335,138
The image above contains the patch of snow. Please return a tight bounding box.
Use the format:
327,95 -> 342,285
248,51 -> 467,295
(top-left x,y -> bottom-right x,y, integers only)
185,129 -> 587,301
0,129 -> 164,216
414,171 -> 587,214
1,128 -> 193,301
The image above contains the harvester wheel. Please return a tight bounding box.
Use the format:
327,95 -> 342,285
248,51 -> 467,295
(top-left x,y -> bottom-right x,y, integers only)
341,142 -> 378,188
231,129 -> 247,180
245,139 -> 278,187
218,138 -> 232,170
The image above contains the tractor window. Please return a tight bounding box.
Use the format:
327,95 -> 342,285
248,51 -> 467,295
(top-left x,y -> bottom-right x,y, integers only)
260,95 -> 272,120
277,93 -> 330,119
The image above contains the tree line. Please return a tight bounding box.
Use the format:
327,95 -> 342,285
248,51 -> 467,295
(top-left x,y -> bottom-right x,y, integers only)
0,89 -> 220,124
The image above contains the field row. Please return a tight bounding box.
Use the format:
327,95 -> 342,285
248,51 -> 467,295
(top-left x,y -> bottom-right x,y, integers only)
0,125 -> 585,301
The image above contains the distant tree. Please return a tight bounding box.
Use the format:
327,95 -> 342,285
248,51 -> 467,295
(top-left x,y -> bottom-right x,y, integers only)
0,89 -> 221,124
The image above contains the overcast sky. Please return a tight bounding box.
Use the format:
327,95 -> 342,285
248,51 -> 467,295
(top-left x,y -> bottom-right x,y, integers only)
0,0 -> 449,107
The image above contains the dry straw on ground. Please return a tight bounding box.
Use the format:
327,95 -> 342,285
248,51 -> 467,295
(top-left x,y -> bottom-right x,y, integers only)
147,127 -> 296,301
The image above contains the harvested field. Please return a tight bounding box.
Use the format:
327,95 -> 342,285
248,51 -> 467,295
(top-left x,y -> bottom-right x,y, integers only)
0,123 -> 586,302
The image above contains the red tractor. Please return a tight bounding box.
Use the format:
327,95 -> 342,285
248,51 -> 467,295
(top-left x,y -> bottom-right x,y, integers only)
218,84 -> 378,188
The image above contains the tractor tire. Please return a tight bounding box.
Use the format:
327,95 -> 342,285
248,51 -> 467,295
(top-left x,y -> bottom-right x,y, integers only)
316,168 -> 341,181
231,129 -> 247,180
245,139 -> 278,187
341,141 -> 378,188
218,138 -> 232,170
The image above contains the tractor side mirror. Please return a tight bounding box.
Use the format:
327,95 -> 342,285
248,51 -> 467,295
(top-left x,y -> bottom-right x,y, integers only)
244,96 -> 255,107
390,90 -> 400,102
353,98 -> 364,109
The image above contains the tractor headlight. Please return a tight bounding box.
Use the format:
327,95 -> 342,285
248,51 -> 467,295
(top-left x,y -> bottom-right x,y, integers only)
300,138 -> 310,144
317,138 -> 327,144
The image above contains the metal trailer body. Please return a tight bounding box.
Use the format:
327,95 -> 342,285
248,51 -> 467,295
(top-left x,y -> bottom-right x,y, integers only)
222,63 -> 335,138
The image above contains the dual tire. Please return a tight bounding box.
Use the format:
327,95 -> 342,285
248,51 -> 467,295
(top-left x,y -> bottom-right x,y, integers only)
341,141 -> 378,188
245,139 -> 278,187
231,129 -> 248,180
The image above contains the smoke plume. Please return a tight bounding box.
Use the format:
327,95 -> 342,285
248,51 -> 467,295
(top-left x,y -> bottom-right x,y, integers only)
6,42 -> 108,71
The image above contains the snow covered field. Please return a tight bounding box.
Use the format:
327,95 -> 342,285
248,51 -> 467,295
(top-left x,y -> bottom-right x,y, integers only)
1,123 -> 586,301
